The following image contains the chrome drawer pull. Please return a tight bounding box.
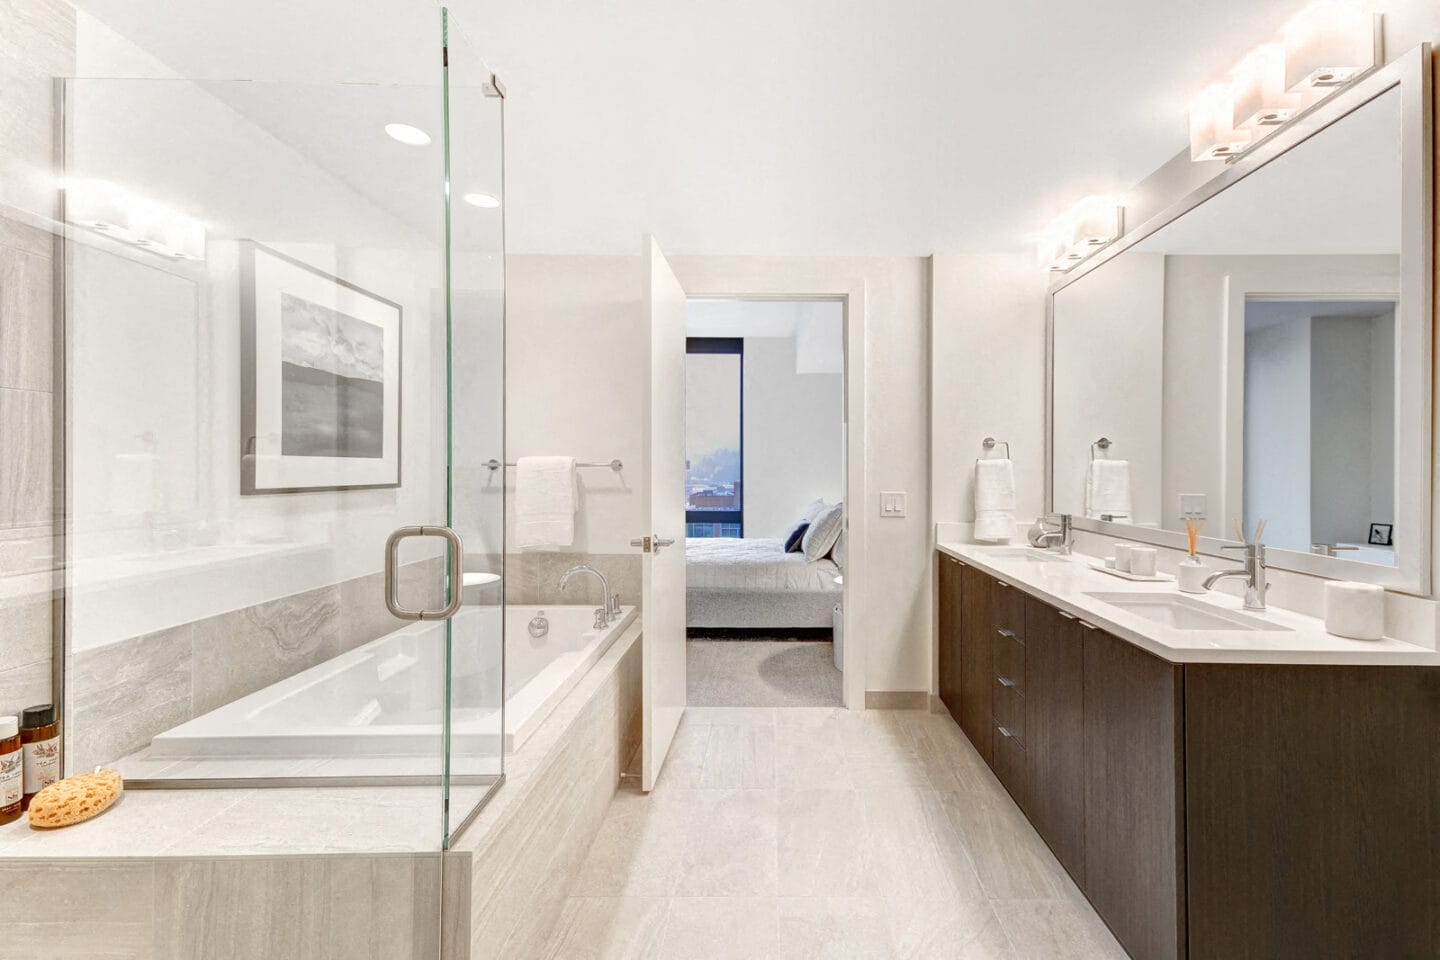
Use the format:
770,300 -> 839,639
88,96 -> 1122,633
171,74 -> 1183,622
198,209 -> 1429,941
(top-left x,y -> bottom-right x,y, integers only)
997,675 -> 1018,688
997,628 -> 1018,639
997,726 -> 1018,739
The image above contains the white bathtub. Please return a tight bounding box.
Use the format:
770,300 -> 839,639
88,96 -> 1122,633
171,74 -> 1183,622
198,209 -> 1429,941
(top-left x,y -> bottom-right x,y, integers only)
148,604 -> 636,764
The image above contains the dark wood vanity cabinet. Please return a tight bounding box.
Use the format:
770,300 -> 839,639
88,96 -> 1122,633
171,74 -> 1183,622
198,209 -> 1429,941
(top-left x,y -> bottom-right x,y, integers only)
1023,597 -> 1086,882
1081,624 -> 1185,960
934,551 -> 1440,960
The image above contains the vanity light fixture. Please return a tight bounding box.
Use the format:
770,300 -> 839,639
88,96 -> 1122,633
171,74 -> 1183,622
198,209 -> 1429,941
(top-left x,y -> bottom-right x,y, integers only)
1038,196 -> 1123,273
64,179 -> 206,260
384,122 -> 432,146
1283,0 -> 1377,93
1230,44 -> 1302,134
1187,0 -> 1378,163
462,192 -> 500,208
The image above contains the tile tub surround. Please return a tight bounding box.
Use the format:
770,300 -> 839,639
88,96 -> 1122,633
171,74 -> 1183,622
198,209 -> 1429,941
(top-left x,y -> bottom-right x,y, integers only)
938,542 -> 1440,666
446,619 -> 642,959
65,558 -> 447,773
0,854 -> 444,960
542,706 -> 1127,960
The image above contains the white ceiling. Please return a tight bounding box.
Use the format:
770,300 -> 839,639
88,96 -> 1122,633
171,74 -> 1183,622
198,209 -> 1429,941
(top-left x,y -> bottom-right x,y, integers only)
70,0 -> 1335,256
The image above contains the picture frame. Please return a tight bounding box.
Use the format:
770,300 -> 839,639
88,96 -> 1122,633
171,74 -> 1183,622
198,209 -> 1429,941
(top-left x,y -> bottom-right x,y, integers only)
240,241 -> 402,494
1368,522 -> 1394,547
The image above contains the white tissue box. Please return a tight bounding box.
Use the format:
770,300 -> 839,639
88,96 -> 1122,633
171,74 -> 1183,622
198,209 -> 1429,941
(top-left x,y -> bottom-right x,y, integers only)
1324,581 -> 1385,641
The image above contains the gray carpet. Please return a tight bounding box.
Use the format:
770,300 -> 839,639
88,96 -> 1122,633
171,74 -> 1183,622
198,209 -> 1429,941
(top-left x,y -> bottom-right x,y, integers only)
686,640 -> 842,707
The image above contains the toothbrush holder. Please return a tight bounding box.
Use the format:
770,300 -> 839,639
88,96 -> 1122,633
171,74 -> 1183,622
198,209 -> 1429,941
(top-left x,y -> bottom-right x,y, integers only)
1178,556 -> 1207,594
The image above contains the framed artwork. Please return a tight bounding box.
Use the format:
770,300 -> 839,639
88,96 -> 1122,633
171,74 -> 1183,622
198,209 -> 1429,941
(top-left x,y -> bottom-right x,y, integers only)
1368,522 -> 1394,547
241,241 -> 402,494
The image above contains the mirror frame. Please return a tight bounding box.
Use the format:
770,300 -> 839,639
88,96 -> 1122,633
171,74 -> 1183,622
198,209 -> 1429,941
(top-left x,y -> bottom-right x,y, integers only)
1045,44 -> 1434,595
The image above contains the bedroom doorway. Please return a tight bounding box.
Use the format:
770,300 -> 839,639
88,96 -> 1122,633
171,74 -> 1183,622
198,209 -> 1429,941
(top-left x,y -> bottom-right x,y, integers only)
682,298 -> 848,708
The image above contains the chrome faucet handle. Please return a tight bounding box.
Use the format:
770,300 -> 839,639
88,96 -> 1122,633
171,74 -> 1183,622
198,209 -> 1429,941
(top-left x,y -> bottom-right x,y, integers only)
593,608 -> 608,630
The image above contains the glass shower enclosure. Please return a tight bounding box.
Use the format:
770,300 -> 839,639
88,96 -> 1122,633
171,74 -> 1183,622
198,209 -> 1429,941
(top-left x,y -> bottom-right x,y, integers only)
55,8 -> 503,846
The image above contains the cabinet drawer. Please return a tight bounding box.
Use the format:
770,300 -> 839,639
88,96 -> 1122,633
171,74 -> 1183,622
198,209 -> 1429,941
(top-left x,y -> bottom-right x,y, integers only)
994,721 -> 1027,807
993,678 -> 1025,743
994,630 -> 1025,692
992,579 -> 1026,639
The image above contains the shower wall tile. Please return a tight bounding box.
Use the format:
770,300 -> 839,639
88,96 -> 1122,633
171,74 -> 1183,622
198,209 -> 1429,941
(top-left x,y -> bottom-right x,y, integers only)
0,859 -> 155,958
0,241 -> 53,392
0,387 -> 52,528
0,658 -> 49,718
0,0 -> 74,223
504,551 -> 641,609
67,623 -> 194,772
190,584 -> 341,715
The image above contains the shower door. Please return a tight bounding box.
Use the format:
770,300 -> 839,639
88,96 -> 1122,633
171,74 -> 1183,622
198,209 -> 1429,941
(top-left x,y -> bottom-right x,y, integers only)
57,6 -> 505,849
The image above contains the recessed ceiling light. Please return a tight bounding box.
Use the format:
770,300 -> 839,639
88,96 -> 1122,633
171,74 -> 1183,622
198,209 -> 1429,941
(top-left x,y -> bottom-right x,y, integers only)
384,123 -> 431,146
463,193 -> 501,208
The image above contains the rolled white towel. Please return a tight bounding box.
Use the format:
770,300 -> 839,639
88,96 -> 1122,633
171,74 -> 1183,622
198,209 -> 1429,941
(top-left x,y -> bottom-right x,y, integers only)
1324,581 -> 1385,640
974,458 -> 1016,543
1085,459 -> 1132,521
515,456 -> 577,549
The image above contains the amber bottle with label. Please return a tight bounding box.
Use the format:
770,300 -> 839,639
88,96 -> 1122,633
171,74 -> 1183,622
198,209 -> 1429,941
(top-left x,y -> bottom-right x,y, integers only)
20,705 -> 59,810
0,717 -> 22,825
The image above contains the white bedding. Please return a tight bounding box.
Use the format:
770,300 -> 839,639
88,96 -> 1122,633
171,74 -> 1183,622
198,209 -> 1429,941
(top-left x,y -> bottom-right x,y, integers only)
685,538 -> 841,593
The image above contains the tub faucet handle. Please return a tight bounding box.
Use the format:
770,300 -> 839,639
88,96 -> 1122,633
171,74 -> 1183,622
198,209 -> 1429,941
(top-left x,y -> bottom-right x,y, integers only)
593,608 -> 608,630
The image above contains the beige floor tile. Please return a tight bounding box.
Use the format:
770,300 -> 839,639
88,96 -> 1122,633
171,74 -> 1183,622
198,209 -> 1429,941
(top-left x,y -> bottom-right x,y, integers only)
656,898 -> 779,960
697,721 -> 776,789
777,789 -> 866,897
887,900 -> 1017,960
776,898 -> 893,960
673,789 -> 778,897
571,790 -> 690,898
933,790 -> 1071,901
543,897 -> 667,960
991,899 -> 1128,960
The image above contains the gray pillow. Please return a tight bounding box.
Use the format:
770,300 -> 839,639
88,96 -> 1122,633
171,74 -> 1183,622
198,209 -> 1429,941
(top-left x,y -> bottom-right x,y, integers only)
802,502 -> 844,560
831,528 -> 846,569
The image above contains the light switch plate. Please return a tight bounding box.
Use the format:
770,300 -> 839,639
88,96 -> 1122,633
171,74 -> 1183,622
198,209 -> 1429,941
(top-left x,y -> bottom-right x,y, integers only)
880,491 -> 908,518
1179,494 -> 1207,520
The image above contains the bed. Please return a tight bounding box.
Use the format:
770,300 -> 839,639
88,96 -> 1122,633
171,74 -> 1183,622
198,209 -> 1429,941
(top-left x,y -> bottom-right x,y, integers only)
685,537 -> 842,629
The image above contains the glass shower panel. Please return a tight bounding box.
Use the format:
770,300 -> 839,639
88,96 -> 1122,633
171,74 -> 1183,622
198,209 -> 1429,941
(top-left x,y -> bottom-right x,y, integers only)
440,7 -> 507,843
60,76 -> 458,820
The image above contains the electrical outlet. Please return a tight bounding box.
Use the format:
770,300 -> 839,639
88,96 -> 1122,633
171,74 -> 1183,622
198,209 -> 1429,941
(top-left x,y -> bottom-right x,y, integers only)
880,491 -> 908,518
1179,494 -> 1207,520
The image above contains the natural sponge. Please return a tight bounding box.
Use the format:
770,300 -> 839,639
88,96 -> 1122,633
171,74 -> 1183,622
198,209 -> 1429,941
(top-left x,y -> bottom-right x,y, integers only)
27,768 -> 123,828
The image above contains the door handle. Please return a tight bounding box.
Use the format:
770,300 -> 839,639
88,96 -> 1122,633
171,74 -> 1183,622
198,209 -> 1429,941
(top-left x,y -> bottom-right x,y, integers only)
630,535 -> 677,554
384,525 -> 465,621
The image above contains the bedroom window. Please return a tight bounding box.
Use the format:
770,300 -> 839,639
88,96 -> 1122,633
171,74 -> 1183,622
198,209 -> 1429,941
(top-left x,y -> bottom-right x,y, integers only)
685,337 -> 743,538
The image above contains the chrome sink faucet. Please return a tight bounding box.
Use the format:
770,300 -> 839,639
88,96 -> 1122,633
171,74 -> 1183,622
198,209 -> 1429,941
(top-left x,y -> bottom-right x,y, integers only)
1203,542 -> 1269,612
559,564 -> 613,623
1033,514 -> 1073,554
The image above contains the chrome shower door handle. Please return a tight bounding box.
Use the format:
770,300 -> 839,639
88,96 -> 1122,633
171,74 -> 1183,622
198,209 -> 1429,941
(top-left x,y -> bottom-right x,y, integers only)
630,535 -> 676,554
384,525 -> 465,621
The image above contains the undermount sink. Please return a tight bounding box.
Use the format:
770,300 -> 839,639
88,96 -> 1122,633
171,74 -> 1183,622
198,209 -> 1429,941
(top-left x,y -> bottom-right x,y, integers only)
1083,592 -> 1290,632
986,548 -> 1070,563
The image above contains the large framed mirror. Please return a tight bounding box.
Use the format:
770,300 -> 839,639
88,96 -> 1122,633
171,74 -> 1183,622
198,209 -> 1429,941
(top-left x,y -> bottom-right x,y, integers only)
1046,44 -> 1433,594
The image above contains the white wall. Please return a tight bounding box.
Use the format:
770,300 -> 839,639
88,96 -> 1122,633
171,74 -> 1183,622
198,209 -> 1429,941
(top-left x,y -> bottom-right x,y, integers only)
506,254 -> 933,694
930,254 -> 1049,530
1051,253 -> 1165,524
1243,314 -> 1311,551
742,336 -> 843,538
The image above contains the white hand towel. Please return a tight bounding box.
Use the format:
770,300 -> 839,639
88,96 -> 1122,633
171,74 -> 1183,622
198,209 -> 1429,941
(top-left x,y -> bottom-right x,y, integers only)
1085,459 -> 1132,521
974,459 -> 1016,543
515,456 -> 577,549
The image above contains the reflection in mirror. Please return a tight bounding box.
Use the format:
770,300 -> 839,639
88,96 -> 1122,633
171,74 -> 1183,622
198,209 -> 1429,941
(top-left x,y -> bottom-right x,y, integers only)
1244,298 -> 1395,562
1050,82 -> 1412,572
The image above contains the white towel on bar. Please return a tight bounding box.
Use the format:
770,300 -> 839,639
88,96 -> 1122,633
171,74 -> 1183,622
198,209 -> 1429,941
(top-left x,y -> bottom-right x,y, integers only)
1085,459 -> 1132,521
974,459 -> 1016,543
515,456 -> 577,549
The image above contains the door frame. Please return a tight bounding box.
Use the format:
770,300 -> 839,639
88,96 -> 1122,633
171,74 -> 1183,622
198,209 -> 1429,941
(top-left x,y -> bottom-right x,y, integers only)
670,265 -> 868,710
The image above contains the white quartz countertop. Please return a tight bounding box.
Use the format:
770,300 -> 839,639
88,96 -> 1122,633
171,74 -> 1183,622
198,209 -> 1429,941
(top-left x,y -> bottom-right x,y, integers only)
938,542 -> 1440,666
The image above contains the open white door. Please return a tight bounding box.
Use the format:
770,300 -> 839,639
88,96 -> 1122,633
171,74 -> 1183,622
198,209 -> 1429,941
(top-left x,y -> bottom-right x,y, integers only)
639,235 -> 688,792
